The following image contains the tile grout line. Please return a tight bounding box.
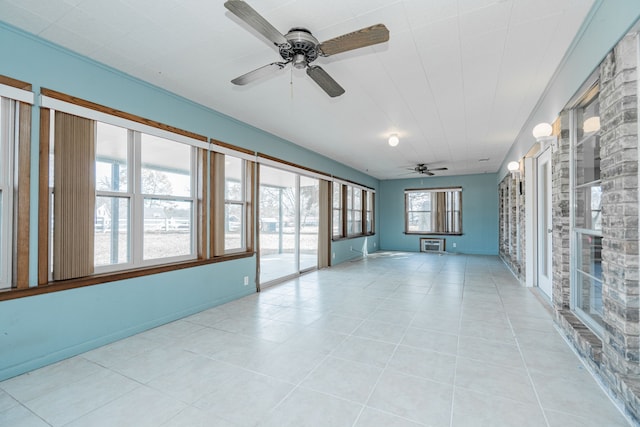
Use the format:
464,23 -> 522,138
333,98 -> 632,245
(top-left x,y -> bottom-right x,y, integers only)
350,277 -> 431,427
495,275 -> 552,427
448,266 -> 468,427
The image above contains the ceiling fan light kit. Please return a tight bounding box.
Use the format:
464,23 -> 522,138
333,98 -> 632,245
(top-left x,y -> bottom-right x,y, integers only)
224,0 -> 389,97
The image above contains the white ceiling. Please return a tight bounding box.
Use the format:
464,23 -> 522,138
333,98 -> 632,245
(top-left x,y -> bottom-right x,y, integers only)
0,0 -> 594,179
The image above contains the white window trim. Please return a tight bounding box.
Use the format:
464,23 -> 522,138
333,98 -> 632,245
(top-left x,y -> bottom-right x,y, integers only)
569,106 -> 605,337
0,83 -> 33,105
40,95 -> 208,150
0,98 -> 16,289
93,125 -> 198,273
223,157 -> 247,254
404,187 -> 462,234
0,85 -> 32,288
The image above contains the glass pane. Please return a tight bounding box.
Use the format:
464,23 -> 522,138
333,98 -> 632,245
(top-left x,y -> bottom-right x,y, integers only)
408,212 -> 431,232
574,185 -> 601,231
408,192 -> 431,211
576,94 -> 600,141
353,188 -> 361,209
578,234 -> 602,281
141,134 -> 192,197
366,211 -> 372,233
95,196 -> 129,266
225,156 -> 243,201
332,183 -> 341,209
576,270 -> 604,327
575,135 -> 600,185
259,166 -> 297,283
347,186 -> 353,209
300,176 -> 318,271
96,122 -> 128,192
143,199 -> 192,260
225,203 -> 244,252
333,209 -> 341,236
347,210 -> 354,234
353,210 -> 362,234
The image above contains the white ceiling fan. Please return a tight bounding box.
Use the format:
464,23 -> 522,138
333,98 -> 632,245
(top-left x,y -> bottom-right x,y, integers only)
224,0 -> 390,97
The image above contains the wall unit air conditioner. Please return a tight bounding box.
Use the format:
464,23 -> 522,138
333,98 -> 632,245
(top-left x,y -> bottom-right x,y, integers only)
420,238 -> 445,253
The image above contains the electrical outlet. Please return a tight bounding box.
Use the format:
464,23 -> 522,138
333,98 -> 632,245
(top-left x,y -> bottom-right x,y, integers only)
350,245 -> 353,251
243,276 -> 249,286
452,243 -> 457,248
374,242 -> 376,247
332,252 -> 335,259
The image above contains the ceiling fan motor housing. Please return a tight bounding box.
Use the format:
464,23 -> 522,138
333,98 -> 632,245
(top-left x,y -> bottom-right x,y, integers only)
280,28 -> 320,68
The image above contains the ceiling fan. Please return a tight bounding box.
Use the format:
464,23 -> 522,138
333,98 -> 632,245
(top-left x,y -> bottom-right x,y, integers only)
409,164 -> 448,176
223,0 -> 390,97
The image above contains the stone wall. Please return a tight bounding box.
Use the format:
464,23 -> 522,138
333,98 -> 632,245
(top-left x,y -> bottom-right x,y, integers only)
498,172 -> 525,282
552,31 -> 640,423
599,32 -> 640,381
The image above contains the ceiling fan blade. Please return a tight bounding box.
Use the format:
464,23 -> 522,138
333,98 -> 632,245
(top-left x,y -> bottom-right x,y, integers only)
319,24 -> 389,56
231,62 -> 288,85
306,66 -> 345,97
425,171 -> 435,176
224,0 -> 289,47
428,167 -> 448,171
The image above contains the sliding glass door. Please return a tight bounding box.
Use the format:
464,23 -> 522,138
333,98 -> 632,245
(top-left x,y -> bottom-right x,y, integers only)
259,165 -> 319,285
299,175 -> 319,271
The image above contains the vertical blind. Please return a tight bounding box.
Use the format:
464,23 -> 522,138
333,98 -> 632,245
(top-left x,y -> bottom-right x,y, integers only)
53,112 -> 95,280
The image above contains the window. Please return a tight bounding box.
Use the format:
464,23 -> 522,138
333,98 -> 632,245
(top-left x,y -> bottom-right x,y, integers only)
332,182 -> 342,238
42,91 -> 202,282
405,188 -> 462,234
52,115 -> 197,278
365,191 -> 374,234
211,149 -> 254,257
0,78 -> 33,290
331,181 -> 375,239
347,186 -> 362,236
571,85 -> 603,333
223,155 -> 246,253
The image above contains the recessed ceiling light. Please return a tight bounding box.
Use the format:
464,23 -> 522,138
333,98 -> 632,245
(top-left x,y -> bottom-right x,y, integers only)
388,134 -> 399,147
478,158 -> 489,162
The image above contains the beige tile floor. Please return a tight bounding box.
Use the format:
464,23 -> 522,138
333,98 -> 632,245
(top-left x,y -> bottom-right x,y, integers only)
0,252 -> 634,426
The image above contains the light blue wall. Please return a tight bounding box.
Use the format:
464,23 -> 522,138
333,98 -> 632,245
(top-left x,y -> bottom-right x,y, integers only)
379,174 -> 499,255
0,259 -> 255,380
0,23 -> 381,381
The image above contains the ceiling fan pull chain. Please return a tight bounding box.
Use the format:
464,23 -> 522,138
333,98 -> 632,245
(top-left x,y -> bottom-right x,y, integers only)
290,67 -> 294,99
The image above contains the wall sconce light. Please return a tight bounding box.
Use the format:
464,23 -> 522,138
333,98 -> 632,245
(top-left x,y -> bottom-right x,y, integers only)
507,160 -> 520,179
532,122 -> 553,140
532,122 -> 557,152
388,134 -> 399,147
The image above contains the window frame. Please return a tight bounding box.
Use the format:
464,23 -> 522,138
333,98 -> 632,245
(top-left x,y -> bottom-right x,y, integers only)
346,186 -> 363,236
404,187 -> 463,235
0,76 -> 33,291
365,190 -> 375,235
39,89 -> 208,285
332,181 -> 343,239
222,154 -> 248,254
92,125 -> 199,273
210,140 -> 256,259
569,82 -> 604,337
331,180 -> 375,240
